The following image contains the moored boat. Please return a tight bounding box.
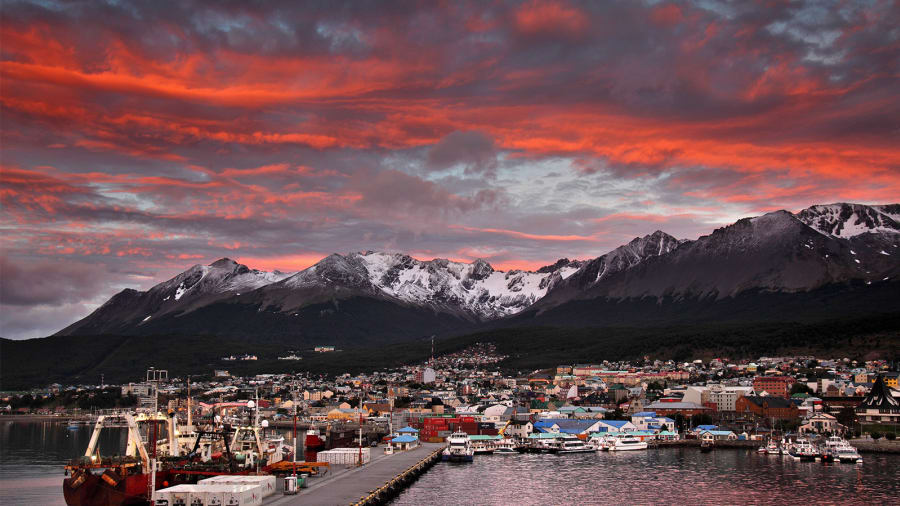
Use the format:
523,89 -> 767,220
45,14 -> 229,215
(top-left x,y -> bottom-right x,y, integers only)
608,434 -> 648,452
441,432 -> 474,462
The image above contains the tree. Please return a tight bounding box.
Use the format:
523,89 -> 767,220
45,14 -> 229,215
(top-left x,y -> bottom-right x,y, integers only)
870,431 -> 882,441
605,408 -> 624,420
835,406 -> 857,430
790,383 -> 813,395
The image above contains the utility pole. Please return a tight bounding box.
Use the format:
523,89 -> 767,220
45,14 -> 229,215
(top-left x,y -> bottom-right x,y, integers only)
358,383 -> 364,467
292,383 -> 298,478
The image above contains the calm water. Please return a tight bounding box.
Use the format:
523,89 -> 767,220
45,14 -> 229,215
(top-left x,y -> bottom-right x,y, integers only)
0,420 -> 129,506
393,448 -> 900,506
2,421 -> 899,505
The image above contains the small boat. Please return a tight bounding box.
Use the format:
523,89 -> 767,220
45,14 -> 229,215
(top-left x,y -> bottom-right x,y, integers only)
700,441 -> 713,453
765,441 -> 781,455
441,432 -> 474,462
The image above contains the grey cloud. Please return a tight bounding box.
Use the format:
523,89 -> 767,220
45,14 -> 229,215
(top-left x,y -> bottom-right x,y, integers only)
0,256 -> 114,307
426,131 -> 499,176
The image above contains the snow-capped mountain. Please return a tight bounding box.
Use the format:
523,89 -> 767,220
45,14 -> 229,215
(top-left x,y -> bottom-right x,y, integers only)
797,203 -> 900,238
245,251 -> 584,320
526,206 -> 900,325
55,202 -> 899,339
56,258 -> 293,335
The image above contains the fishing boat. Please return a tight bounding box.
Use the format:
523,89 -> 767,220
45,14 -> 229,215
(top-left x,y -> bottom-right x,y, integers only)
765,440 -> 781,455
441,432 -> 474,462
63,412 -> 184,506
700,440 -> 713,453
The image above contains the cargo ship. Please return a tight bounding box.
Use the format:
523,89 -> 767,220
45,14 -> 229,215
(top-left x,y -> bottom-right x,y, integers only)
63,412 -> 285,506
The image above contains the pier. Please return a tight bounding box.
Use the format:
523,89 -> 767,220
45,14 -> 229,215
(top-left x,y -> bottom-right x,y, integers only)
266,443 -> 443,505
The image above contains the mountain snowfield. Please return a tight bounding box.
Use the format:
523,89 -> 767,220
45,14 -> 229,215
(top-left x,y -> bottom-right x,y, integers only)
55,202 -> 899,338
797,203 -> 900,238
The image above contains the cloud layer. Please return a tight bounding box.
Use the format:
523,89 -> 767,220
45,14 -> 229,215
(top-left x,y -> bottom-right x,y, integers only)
1,0 -> 898,338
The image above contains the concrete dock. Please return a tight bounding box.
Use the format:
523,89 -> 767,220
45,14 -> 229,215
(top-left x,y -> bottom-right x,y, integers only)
266,443 -> 443,505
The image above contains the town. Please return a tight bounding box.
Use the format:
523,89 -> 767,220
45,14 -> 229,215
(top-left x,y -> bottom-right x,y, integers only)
5,343 -> 898,445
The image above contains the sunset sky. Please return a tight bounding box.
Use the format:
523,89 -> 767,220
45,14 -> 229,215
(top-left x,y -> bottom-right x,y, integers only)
1,0 -> 898,338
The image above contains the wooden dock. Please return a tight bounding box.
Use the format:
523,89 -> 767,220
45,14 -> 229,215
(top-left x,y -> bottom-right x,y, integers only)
266,443 -> 443,505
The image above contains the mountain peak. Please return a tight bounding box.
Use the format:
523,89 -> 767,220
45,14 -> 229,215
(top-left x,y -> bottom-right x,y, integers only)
210,257 -> 238,268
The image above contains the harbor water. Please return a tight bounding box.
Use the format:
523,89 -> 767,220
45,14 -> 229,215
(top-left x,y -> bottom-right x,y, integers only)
3,420 -> 899,505
392,447 -> 900,505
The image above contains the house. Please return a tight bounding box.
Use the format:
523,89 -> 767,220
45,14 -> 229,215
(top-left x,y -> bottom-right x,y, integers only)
799,413 -> 845,435
593,420 -> 637,433
631,411 -> 675,432
388,434 -> 418,451
533,419 -> 607,435
699,430 -> 737,442
502,419 -> 533,439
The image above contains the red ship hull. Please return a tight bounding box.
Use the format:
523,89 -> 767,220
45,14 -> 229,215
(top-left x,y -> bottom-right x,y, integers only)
63,469 -> 172,506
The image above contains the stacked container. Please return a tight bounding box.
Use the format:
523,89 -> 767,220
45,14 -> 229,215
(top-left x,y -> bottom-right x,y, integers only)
155,483 -> 262,506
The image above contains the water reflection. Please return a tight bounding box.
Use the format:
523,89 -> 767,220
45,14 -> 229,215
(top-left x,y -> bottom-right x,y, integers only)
392,448 -> 899,506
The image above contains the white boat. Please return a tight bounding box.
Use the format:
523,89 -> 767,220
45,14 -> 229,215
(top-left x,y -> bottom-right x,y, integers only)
553,435 -> 594,454
589,434 -> 614,451
765,440 -> 781,454
823,436 -> 863,464
442,432 -> 474,462
608,434 -> 648,451
493,438 -> 517,454
788,437 -> 817,461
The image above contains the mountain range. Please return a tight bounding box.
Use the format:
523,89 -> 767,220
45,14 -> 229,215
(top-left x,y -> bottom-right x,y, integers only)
55,203 -> 900,345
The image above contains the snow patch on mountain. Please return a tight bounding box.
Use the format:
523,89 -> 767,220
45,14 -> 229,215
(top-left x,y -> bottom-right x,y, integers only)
353,251 -> 581,318
797,203 -> 900,238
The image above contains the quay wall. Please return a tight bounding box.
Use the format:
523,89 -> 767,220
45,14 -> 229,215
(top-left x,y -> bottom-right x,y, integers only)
351,447 -> 443,506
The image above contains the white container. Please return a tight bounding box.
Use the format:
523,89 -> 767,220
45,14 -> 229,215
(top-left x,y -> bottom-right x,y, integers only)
199,475 -> 276,498
155,484 -> 197,506
316,447 -> 370,465
283,476 -> 298,495
222,484 -> 263,506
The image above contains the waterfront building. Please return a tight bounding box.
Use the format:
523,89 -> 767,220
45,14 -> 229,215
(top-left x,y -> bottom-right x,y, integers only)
856,375 -> 900,426
631,411 -> 675,432
699,430 -> 737,442
799,413 -> 845,435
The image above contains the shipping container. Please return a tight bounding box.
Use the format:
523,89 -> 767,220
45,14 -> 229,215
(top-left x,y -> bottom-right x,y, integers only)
199,475 -> 276,498
316,447 -> 371,465
155,484 -> 262,506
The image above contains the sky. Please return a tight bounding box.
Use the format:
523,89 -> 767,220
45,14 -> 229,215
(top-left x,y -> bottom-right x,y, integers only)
1,0 -> 898,339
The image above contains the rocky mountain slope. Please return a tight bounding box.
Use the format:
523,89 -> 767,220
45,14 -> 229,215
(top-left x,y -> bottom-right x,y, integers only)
55,202 -> 899,339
